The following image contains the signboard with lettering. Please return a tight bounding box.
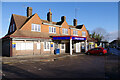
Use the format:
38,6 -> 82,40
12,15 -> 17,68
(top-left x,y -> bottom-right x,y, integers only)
72,37 -> 86,40
53,36 -> 86,40
53,37 -> 70,40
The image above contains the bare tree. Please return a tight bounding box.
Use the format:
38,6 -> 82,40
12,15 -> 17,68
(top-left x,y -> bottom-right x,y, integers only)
91,27 -> 110,41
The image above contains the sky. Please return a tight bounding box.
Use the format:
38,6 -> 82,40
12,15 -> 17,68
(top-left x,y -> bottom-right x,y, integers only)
1,2 -> 118,42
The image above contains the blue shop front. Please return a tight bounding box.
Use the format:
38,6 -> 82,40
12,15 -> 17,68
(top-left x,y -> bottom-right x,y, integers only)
52,36 -> 88,55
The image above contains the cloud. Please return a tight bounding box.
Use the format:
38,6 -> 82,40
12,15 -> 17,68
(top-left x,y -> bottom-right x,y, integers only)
108,30 -> 118,42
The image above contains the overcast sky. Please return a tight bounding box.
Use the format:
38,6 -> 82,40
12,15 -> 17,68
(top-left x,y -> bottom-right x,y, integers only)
1,2 -> 118,42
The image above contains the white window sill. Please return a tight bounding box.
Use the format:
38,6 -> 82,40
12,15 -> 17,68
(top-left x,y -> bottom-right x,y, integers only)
49,32 -> 56,34
31,30 -> 41,32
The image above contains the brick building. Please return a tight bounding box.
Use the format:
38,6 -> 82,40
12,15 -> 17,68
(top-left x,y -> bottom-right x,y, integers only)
2,7 -> 90,57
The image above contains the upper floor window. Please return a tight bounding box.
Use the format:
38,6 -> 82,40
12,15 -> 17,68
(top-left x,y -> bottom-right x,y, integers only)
31,24 -> 41,32
62,28 -> 68,35
49,26 -> 56,34
82,31 -> 86,37
73,30 -> 78,36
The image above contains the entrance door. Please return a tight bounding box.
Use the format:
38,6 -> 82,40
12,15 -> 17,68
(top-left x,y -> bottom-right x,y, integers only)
65,43 -> 70,53
76,43 -> 80,53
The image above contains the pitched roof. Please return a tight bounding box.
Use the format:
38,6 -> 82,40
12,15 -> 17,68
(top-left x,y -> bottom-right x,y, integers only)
69,25 -> 76,28
76,25 -> 83,29
12,14 -> 28,29
41,19 -> 63,25
6,13 -> 85,39
10,30 -> 69,39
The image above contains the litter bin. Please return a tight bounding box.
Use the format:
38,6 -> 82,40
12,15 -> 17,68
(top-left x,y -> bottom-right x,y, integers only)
55,48 -> 60,55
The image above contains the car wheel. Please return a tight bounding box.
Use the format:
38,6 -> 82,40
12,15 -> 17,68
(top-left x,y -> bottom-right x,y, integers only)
99,52 -> 103,55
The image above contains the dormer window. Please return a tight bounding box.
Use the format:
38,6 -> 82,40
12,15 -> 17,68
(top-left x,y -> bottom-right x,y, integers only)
31,24 -> 41,32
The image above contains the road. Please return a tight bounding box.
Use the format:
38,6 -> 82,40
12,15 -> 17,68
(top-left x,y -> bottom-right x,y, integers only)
2,54 -> 120,80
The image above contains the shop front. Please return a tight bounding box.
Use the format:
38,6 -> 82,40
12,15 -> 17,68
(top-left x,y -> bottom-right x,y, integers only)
52,36 -> 87,55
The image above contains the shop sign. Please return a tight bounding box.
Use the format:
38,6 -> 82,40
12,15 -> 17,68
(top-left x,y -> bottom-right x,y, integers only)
53,37 -> 70,40
72,37 -> 86,40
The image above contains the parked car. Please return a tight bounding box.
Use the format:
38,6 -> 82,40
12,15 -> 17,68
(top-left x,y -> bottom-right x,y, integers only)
85,47 -> 107,55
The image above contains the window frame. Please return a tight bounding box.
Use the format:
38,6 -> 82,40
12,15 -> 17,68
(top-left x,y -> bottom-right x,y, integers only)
31,24 -> 41,32
44,42 -> 50,51
49,26 -> 56,34
37,42 -> 41,49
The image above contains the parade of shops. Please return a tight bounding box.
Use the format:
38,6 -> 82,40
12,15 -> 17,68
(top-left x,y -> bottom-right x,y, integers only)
1,7 -> 96,57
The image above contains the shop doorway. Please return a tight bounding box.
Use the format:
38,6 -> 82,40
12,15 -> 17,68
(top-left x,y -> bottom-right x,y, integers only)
65,43 -> 70,53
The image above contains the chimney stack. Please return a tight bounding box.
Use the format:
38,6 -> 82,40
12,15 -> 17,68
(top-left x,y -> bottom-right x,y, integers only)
73,19 -> 77,26
61,16 -> 66,22
27,7 -> 32,17
47,9 -> 52,22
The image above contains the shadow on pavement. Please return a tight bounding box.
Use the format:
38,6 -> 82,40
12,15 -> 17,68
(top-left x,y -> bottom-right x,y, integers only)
2,64 -> 42,79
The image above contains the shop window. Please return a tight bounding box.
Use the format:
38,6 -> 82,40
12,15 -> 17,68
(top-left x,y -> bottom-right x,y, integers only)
82,31 -> 86,37
49,26 -> 56,34
16,42 -> 33,50
26,43 -> 33,50
44,42 -> 50,51
37,43 -> 40,49
73,30 -> 78,36
31,24 -> 41,32
62,28 -> 68,35
61,44 -> 65,50
16,43 -> 21,50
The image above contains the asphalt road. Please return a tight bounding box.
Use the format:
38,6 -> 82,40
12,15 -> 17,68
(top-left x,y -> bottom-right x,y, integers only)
2,54 -> 120,80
